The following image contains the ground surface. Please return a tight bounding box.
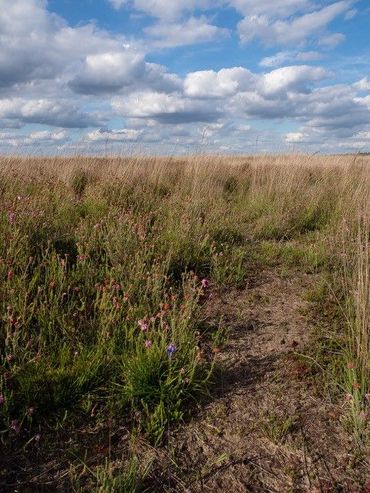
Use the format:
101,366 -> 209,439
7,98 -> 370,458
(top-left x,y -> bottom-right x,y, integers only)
148,268 -> 369,492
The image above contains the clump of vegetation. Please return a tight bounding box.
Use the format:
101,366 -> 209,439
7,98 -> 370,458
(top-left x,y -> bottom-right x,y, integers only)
71,169 -> 90,200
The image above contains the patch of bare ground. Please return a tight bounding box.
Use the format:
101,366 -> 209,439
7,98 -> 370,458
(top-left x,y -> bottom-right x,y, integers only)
147,269 -> 369,493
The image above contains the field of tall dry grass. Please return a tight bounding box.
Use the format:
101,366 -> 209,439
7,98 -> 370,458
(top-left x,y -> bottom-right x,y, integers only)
0,154 -> 369,491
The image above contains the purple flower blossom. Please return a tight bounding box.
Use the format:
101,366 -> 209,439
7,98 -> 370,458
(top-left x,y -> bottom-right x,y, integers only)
0,394 -> 4,405
8,212 -> 16,225
201,278 -> 209,289
167,343 -> 176,358
138,319 -> 149,332
10,420 -> 20,434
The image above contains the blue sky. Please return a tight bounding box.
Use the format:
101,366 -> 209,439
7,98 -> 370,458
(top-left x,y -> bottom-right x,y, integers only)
0,0 -> 369,154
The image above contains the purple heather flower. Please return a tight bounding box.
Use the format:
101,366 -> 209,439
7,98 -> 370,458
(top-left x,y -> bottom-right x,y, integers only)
8,212 -> 16,225
201,278 -> 209,289
167,343 -> 176,358
10,420 -> 20,434
138,319 -> 149,332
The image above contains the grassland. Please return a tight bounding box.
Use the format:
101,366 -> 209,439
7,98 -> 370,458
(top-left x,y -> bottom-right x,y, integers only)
0,154 -> 369,492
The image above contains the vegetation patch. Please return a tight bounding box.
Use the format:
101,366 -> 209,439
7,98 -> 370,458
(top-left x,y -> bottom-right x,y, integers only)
0,155 -> 369,491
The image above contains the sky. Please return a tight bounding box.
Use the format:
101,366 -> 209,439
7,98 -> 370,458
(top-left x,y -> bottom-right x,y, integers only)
0,0 -> 369,155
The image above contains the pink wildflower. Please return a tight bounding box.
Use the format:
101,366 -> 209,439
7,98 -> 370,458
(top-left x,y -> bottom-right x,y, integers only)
9,315 -> 18,327
138,319 -> 149,332
345,393 -> 353,401
144,340 -> 152,348
201,278 -> 209,289
112,297 -> 121,310
8,212 -> 16,225
10,420 -> 20,434
346,361 -> 355,370
0,394 -> 4,405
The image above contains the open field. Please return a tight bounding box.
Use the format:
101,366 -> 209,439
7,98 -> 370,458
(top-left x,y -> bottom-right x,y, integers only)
0,154 -> 369,492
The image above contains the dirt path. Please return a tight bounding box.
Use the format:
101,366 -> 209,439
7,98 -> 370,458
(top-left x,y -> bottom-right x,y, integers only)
152,269 -> 367,492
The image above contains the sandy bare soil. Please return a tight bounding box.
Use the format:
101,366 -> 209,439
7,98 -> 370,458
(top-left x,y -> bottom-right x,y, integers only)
148,269 -> 369,492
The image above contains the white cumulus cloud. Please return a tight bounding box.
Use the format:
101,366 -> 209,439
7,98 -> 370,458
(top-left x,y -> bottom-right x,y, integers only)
144,17 -> 229,48
262,65 -> 329,95
184,67 -> 256,98
238,1 -> 352,46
